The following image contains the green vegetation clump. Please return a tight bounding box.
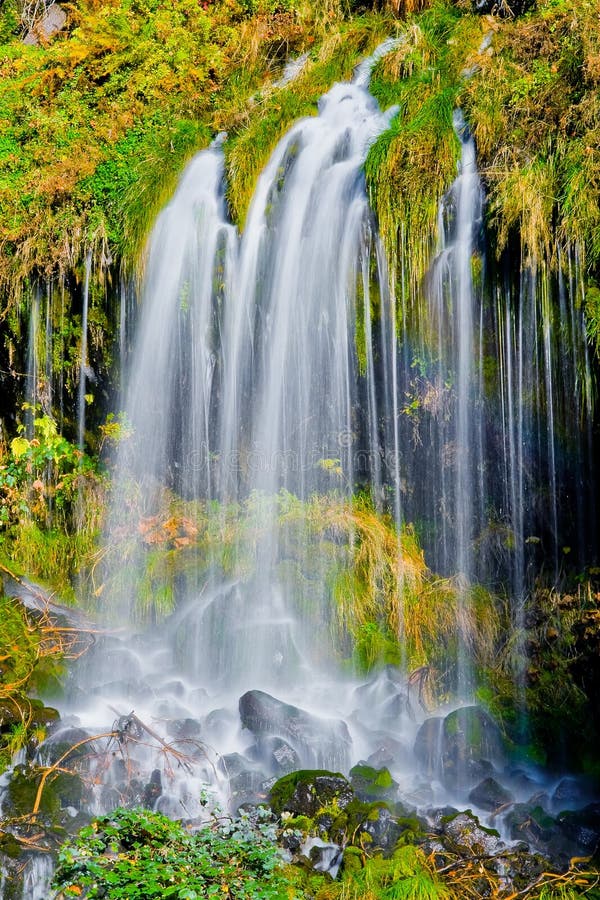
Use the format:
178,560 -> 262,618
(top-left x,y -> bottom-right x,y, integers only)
52,806 -> 303,899
0,406 -> 106,597
0,588 -> 62,773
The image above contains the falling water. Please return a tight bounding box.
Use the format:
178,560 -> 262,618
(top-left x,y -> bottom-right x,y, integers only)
77,251 -> 92,450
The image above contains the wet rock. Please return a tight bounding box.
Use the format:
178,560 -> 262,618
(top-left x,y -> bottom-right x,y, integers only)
248,736 -> 301,775
365,736 -> 411,770
219,753 -> 253,778
165,717 -> 202,740
441,810 -> 502,856
440,706 -> 504,790
230,769 -> 273,812
269,770 -> 353,817
504,803 -> 559,848
413,716 -> 443,777
143,769 -> 162,808
557,804 -> 600,854
349,764 -> 398,802
203,707 -> 238,741
359,805 -> 403,851
468,777 -> 514,811
36,726 -> 92,766
239,690 -> 351,768
551,777 -> 593,810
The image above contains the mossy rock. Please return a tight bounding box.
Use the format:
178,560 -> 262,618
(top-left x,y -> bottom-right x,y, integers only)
269,770 -> 353,818
4,766 -> 60,821
349,763 -> 398,802
441,706 -> 504,790
0,831 -> 22,860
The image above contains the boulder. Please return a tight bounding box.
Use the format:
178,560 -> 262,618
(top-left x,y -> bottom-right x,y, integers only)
440,706 -> 504,790
441,809 -> 503,856
413,716 -> 443,777
551,777 -> 594,810
165,717 -> 202,740
557,804 -> 600,855
468,777 -> 514,812
269,770 -> 353,817
349,764 -> 398,802
247,736 -> 301,775
239,690 -> 351,768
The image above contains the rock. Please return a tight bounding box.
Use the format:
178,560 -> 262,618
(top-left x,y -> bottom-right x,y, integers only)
441,810 -> 502,856
229,769 -> 273,812
365,736 -> 411,770
203,707 -> 238,741
349,764 -> 398,802
143,769 -> 162,808
239,690 -> 351,768
413,716 -> 443,777
504,803 -> 559,848
359,805 -> 402,850
557,804 -> 600,854
165,717 -> 201,740
247,736 -> 301,775
468,777 -> 514,812
440,706 -> 504,790
551,777 -> 594,810
219,753 -> 253,778
36,726 -> 92,767
23,2 -> 67,45
269,770 -> 353,817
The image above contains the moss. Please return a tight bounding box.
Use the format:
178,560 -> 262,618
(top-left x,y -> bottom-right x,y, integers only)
269,769 -> 346,815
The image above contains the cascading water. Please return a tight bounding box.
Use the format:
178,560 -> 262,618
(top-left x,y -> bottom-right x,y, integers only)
60,43 -> 415,823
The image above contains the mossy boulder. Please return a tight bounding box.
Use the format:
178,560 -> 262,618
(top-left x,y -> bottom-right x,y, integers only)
441,809 -> 502,856
349,764 -> 398,802
269,770 -> 353,818
441,706 -> 504,790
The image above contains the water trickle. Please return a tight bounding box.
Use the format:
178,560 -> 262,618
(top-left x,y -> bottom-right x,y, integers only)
77,251 -> 92,450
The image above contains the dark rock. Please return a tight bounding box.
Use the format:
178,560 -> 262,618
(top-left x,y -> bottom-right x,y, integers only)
468,777 -> 514,812
239,690 -> 351,768
551,777 -> 594,810
229,769 -> 273,812
413,716 -> 443,777
440,706 -> 504,790
359,806 -> 404,851
219,753 -> 253,778
557,804 -> 600,854
36,727 -> 92,767
441,810 -> 502,856
165,717 -> 202,740
349,763 -> 398,802
143,769 -> 162,808
247,736 -> 301,775
504,803 -> 559,847
269,770 -> 353,817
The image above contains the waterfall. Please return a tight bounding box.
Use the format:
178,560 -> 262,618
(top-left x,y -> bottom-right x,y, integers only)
27,43 -> 596,842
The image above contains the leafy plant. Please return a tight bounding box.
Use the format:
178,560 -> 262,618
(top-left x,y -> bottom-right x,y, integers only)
53,806 -> 306,899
